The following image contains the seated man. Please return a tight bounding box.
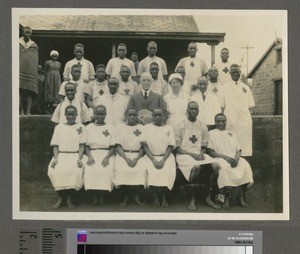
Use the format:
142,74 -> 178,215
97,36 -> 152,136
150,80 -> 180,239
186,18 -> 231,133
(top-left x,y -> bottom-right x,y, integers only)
174,101 -> 220,211
95,77 -> 128,126
51,82 -> 90,124
207,113 -> 254,209
127,72 -> 167,124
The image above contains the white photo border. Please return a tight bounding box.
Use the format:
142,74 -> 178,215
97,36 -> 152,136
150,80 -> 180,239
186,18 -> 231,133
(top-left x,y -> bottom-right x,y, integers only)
12,8 -> 289,220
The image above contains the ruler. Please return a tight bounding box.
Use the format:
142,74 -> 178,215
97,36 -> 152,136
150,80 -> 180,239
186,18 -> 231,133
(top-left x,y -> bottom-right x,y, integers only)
19,228 -> 65,254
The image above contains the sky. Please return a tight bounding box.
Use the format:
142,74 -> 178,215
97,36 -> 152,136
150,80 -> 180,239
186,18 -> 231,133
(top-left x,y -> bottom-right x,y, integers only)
193,11 -> 286,75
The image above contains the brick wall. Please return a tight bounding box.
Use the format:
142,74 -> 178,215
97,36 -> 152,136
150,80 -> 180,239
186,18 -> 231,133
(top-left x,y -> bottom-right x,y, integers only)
251,45 -> 282,115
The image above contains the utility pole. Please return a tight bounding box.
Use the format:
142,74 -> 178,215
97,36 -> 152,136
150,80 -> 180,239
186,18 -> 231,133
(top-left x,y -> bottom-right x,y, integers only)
241,45 -> 254,75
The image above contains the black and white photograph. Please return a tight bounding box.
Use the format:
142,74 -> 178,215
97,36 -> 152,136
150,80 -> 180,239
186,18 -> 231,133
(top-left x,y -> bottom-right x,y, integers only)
12,8 -> 288,220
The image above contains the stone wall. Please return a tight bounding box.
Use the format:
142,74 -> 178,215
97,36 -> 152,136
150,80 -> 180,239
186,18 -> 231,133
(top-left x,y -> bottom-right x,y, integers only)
251,45 -> 282,115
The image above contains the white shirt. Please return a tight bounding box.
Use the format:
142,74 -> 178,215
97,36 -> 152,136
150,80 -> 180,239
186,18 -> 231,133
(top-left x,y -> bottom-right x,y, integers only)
95,93 -> 128,126
213,61 -> 233,85
118,80 -> 140,98
207,80 -> 223,104
137,56 -> 168,79
51,98 -> 91,124
63,57 -> 95,82
190,91 -> 221,125
106,57 -> 136,82
59,79 -> 87,103
176,56 -> 208,84
84,79 -> 109,104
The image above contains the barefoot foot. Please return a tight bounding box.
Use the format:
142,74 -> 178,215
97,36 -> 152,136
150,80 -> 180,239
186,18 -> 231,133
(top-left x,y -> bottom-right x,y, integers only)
120,195 -> 129,207
206,197 -> 221,210
152,196 -> 160,207
161,197 -> 169,208
52,197 -> 64,209
223,196 -> 230,209
66,196 -> 76,209
187,197 -> 196,211
134,195 -> 145,207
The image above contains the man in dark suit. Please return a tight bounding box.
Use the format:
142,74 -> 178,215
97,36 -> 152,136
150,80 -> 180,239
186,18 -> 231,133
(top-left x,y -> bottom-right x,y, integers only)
127,72 -> 167,124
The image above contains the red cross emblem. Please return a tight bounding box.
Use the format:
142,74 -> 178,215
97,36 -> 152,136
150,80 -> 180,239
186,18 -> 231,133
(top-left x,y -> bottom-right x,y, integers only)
223,67 -> 229,73
228,132 -> 233,137
190,61 -> 195,67
134,129 -> 142,137
189,135 -> 198,143
99,89 -> 104,95
212,87 -> 218,93
124,88 -> 130,95
103,130 -> 110,137
242,87 -> 247,93
76,127 -> 83,134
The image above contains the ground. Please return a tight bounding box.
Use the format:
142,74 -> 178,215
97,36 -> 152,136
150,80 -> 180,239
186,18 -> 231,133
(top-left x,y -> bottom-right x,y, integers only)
20,174 -> 282,213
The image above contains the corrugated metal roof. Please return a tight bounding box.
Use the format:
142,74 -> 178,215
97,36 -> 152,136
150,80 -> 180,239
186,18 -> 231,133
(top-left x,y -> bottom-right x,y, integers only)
20,15 -> 199,33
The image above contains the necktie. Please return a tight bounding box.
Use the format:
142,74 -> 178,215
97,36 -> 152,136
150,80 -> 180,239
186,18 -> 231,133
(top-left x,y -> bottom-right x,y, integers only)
144,91 -> 148,100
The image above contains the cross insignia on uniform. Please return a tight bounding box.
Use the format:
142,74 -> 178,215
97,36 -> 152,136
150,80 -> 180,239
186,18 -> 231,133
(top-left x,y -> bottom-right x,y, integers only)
189,135 -> 198,144
228,132 -> 233,137
77,62 -> 82,68
103,130 -> 110,137
99,89 -> 104,95
76,127 -> 83,134
133,129 -> 142,137
242,87 -> 247,94
212,87 -> 218,93
190,61 -> 195,67
124,88 -> 130,95
223,67 -> 229,73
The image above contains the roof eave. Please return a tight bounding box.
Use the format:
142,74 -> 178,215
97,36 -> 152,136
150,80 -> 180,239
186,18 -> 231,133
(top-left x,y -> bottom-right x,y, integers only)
30,30 -> 226,43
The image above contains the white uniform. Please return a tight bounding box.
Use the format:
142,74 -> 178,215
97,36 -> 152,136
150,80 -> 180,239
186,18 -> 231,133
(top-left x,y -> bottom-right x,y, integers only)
51,98 -> 91,124
207,80 -> 223,104
137,56 -> 168,79
84,80 -> 109,104
213,62 -> 232,85
106,57 -> 136,82
142,124 -> 176,190
63,57 -> 95,82
95,93 -> 128,126
190,91 -> 221,126
59,79 -> 86,102
176,56 -> 208,84
83,123 -> 115,191
174,119 -> 215,181
219,80 -> 255,156
48,123 -> 86,191
164,92 -> 188,129
118,80 -> 140,99
208,129 -> 254,188
114,124 -> 147,187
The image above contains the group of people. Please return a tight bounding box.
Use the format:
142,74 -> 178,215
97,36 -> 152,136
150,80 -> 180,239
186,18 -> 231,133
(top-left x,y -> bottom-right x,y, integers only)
19,26 -> 255,211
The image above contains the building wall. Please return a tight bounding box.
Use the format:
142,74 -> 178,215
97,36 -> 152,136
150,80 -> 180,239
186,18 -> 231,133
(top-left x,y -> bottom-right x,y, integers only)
251,45 -> 282,115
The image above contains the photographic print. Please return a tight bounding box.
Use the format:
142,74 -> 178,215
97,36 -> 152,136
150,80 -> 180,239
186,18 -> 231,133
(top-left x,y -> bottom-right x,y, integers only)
12,8 -> 288,220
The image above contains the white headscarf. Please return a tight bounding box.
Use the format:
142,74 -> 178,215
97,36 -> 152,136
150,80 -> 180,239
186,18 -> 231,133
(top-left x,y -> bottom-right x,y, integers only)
50,50 -> 59,56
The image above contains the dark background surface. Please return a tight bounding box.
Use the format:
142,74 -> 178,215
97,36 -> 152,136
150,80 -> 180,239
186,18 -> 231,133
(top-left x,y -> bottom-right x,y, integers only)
1,0 -> 300,253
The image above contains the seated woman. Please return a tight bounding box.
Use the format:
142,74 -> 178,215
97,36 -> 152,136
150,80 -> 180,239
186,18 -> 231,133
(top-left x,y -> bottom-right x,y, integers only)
84,105 -> 115,205
114,109 -> 147,207
142,108 -> 176,207
48,105 -> 86,209
164,73 -> 189,129
207,113 -> 254,209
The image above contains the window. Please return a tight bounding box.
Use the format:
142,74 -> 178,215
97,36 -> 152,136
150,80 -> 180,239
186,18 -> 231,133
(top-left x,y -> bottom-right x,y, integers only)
274,79 -> 282,115
276,48 -> 282,64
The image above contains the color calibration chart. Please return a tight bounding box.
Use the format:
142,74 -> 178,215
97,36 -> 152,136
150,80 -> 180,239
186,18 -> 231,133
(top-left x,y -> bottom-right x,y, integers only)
19,229 -> 262,254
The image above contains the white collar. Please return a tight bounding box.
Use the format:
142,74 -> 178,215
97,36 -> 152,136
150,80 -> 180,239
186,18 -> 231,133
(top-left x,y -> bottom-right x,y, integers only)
73,57 -> 85,62
141,89 -> 151,96
19,37 -> 35,49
